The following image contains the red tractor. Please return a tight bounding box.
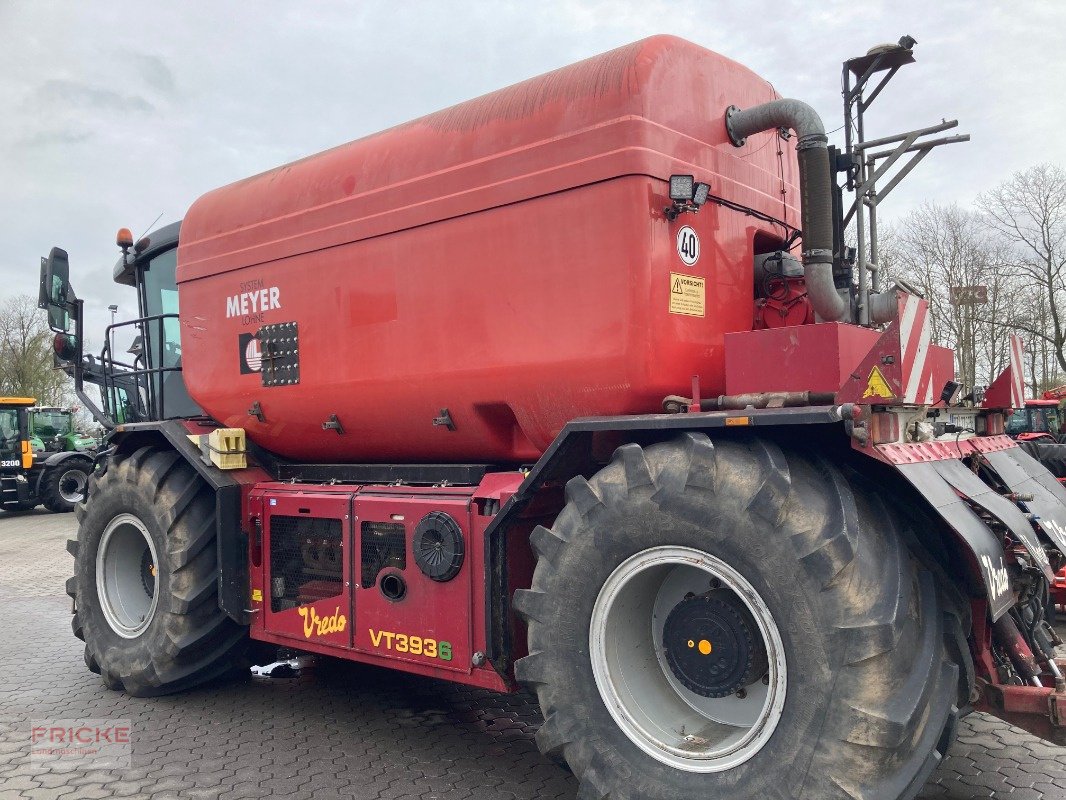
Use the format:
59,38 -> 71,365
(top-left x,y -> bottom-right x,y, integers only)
1007,398 -> 1062,442
41,36 -> 1066,800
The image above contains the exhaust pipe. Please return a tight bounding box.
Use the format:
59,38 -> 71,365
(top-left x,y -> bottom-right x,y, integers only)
725,100 -> 849,322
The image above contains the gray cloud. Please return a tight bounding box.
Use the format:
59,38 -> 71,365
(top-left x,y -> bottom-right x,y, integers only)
12,128 -> 94,150
34,79 -> 155,114
132,53 -> 177,97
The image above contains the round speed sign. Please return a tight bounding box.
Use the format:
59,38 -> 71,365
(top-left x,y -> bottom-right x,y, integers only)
676,226 -> 700,266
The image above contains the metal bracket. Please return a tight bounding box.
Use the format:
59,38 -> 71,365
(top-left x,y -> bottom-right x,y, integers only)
322,414 -> 344,434
248,401 -> 266,423
433,408 -> 456,431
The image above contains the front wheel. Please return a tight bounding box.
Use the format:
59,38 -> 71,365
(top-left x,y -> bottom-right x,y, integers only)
514,434 -> 966,800
67,446 -> 248,696
42,458 -> 92,512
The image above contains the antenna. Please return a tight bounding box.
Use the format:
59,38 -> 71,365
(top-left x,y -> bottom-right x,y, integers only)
137,212 -> 165,241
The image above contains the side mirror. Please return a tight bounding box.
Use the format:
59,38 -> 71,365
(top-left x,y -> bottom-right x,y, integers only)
39,247 -> 72,332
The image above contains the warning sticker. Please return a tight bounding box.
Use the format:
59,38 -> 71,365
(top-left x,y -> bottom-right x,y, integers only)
669,272 -> 705,317
863,366 -> 895,399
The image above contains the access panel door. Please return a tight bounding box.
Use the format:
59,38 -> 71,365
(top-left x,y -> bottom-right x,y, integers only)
353,494 -> 474,674
262,491 -> 353,649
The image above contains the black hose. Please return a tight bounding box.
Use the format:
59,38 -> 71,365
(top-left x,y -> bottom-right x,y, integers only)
725,100 -> 847,321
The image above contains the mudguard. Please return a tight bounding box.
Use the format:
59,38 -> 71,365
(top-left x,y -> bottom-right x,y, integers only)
934,457 -> 1055,582
896,461 -> 1016,621
983,447 -> 1066,555
894,445 -> 1066,623
40,450 -> 93,468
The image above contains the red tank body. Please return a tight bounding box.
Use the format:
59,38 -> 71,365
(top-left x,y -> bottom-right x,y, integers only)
176,35 -> 800,463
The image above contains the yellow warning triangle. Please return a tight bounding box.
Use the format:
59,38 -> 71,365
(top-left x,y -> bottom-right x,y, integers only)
863,366 -> 894,399
672,278 -> 683,294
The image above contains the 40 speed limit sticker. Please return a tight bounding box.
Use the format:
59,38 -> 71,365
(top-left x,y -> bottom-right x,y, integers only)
676,225 -> 700,266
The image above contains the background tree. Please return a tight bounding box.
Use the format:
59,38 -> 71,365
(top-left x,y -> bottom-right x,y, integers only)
979,163 -> 1066,381
887,203 -> 1018,389
0,294 -> 70,404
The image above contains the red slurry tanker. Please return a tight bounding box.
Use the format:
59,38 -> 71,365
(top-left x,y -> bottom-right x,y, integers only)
41,35 -> 1066,800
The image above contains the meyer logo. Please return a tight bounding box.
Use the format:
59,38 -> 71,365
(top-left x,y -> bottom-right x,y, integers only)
226,278 -> 281,325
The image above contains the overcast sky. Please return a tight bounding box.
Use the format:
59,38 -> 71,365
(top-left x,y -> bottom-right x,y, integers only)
1,1 -> 1064,350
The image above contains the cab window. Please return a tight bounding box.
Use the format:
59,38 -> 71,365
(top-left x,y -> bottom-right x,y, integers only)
141,248 -> 180,371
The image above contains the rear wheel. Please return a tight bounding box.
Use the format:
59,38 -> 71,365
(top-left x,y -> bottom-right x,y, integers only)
515,434 -> 966,800
42,458 -> 92,513
67,446 -> 248,696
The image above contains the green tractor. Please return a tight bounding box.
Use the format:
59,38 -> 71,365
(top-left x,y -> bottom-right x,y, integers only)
28,406 -> 97,454
0,397 -> 94,514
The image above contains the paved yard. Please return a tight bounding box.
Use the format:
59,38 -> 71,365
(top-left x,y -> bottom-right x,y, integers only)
1,510 -> 1065,799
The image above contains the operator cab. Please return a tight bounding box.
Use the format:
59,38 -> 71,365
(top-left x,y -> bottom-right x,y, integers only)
38,223 -> 201,427
110,221 -> 200,420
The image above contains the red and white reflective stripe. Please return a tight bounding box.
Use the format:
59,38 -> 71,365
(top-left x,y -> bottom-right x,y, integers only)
1009,334 -> 1025,409
899,294 -> 934,404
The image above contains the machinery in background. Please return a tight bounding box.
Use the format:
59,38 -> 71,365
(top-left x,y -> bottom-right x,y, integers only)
28,406 -> 97,454
0,397 -> 93,513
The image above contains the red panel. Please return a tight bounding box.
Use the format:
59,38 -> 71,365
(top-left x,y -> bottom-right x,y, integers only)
352,495 -> 473,673
260,491 -> 353,648
724,323 -> 880,395
867,435 -> 1017,465
175,36 -> 801,463
245,479 -> 522,692
928,345 -> 956,400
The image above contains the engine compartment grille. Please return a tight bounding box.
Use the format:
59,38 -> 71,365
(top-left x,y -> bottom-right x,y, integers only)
269,515 -> 343,612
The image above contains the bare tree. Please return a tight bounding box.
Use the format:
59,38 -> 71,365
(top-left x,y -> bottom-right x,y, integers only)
979,164 -> 1066,376
888,203 -> 1020,389
0,294 -> 71,404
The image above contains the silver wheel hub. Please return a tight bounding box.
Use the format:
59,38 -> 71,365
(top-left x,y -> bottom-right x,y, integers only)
59,468 -> 87,504
96,513 -> 159,638
589,546 -> 787,772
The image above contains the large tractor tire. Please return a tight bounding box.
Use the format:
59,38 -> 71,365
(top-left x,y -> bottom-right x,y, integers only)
514,434 -> 967,800
67,446 -> 248,696
41,457 -> 92,513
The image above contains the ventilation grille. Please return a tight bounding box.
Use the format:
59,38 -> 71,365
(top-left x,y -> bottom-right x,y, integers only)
269,515 -> 343,613
360,521 -> 406,589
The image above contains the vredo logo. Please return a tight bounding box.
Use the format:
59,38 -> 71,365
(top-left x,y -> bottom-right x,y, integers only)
1042,516 -> 1066,546
226,278 -> 281,325
980,553 -> 1010,602
296,605 -> 347,638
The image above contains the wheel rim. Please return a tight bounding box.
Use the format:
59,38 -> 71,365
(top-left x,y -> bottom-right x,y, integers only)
96,513 -> 160,638
589,546 -> 787,772
58,468 -> 88,504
